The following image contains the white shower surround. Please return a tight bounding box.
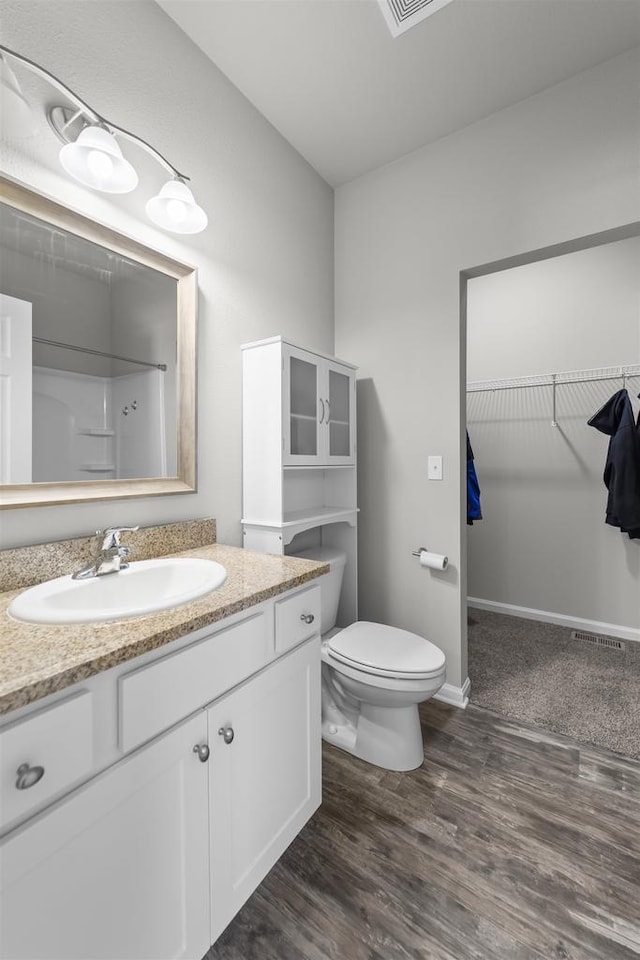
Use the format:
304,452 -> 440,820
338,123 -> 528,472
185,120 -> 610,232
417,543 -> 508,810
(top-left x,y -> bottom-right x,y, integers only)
32,366 -> 167,482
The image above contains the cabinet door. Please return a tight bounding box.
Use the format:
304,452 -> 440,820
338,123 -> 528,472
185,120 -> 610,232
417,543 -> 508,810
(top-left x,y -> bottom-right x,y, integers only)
282,344 -> 323,465
0,713 -> 210,960
324,361 -> 356,464
208,637 -> 321,943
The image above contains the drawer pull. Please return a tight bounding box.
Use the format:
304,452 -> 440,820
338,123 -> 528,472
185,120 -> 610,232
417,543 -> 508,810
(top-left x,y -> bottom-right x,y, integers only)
15,763 -> 45,790
218,725 -> 235,745
300,613 -> 315,624
192,743 -> 210,763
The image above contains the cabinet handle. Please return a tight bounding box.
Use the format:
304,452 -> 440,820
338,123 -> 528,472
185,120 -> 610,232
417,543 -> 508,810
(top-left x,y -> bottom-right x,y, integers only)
218,726 -> 235,745
192,743 -> 210,763
15,763 -> 45,790
318,398 -> 325,423
324,399 -> 330,423
300,613 -> 315,624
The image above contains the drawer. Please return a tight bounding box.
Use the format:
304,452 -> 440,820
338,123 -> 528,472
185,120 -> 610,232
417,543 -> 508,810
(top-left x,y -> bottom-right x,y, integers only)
119,610 -> 270,752
274,585 -> 321,653
0,691 -> 93,831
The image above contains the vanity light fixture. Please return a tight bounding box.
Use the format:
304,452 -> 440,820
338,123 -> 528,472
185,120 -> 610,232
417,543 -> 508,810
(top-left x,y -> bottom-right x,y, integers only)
146,178 -> 208,235
0,44 -> 208,234
59,125 -> 139,194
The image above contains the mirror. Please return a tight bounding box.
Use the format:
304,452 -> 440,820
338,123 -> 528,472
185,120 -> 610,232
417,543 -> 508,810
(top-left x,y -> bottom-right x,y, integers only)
0,176 -> 196,509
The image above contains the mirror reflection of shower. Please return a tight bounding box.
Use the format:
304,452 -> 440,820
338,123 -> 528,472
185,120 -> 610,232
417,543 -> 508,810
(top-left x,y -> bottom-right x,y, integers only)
0,200 -> 178,484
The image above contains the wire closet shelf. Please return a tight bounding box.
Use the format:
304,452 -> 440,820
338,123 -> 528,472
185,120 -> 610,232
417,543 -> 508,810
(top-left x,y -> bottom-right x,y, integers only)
467,363 -> 640,427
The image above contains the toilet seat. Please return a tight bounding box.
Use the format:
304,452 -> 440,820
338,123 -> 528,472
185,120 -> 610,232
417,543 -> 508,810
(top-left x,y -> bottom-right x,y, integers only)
327,621 -> 445,680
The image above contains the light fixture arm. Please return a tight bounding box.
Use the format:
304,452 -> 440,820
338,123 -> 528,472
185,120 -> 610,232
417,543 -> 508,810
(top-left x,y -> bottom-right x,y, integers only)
0,43 -> 101,124
0,43 -> 189,182
105,121 -> 189,183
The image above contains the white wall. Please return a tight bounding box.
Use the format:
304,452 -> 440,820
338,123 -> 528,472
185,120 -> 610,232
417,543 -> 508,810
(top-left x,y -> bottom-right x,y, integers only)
467,238 -> 640,631
0,244 -> 113,376
335,48 -> 640,688
0,0 -> 334,548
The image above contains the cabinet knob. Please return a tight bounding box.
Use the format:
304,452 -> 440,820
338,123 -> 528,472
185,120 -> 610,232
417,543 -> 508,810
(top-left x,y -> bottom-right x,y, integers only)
300,613 -> 315,624
15,763 -> 45,790
192,743 -> 210,763
218,725 -> 235,745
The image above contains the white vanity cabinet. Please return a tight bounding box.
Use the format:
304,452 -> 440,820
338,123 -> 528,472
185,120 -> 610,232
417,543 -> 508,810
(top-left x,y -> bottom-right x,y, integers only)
0,584 -> 322,960
0,712 -> 211,960
208,638 -> 320,943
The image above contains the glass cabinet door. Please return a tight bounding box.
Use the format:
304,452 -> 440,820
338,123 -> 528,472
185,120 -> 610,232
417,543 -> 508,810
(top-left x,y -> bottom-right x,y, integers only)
326,364 -> 355,463
327,369 -> 350,457
284,349 -> 322,464
283,346 -> 355,466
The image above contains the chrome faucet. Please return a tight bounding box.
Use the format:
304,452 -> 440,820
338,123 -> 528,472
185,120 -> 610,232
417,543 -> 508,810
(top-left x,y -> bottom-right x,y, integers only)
72,526 -> 139,580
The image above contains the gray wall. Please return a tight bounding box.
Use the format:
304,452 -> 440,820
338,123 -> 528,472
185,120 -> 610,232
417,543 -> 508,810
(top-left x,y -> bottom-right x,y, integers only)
335,48 -> 640,688
0,0 -> 334,547
467,238 -> 640,631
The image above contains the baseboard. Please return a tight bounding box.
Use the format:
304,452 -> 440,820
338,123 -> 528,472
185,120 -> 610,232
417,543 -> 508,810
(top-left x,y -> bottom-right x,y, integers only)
467,597 -> 640,645
434,677 -> 470,709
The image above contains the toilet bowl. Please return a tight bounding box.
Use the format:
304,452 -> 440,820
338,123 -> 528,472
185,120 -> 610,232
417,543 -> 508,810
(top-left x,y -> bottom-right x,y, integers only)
293,547 -> 446,772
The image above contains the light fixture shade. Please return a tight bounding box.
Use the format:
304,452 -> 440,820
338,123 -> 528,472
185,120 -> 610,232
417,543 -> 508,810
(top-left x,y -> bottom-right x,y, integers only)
59,125 -> 138,193
146,179 -> 208,235
0,56 -> 38,138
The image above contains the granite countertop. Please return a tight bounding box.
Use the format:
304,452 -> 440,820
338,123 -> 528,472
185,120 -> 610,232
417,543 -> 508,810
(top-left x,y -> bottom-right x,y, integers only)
0,543 -> 328,717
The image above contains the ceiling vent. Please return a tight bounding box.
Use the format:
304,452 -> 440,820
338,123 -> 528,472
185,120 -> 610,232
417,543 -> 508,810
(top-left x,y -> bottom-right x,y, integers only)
378,0 -> 454,38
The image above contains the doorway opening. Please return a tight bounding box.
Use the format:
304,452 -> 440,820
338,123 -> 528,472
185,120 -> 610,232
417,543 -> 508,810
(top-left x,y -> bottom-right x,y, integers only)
459,221 -> 640,756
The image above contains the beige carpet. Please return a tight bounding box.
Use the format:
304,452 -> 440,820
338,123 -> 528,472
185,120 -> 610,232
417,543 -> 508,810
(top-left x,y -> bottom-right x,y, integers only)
468,607 -> 640,760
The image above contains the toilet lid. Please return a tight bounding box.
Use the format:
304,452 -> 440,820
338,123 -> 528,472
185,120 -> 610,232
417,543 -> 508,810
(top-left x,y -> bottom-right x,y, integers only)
327,621 -> 445,679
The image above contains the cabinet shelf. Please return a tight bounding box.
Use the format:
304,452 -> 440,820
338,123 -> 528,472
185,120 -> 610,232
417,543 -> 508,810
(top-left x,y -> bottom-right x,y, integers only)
77,428 -> 115,437
282,507 -> 358,527
242,507 -> 358,528
242,507 -> 358,544
290,413 -> 316,422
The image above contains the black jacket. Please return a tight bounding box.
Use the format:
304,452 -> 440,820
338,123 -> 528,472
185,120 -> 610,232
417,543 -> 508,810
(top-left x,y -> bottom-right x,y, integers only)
587,389 -> 640,539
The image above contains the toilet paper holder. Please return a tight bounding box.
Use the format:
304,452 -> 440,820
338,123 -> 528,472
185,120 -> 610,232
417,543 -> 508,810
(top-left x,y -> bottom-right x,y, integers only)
412,547 -> 449,571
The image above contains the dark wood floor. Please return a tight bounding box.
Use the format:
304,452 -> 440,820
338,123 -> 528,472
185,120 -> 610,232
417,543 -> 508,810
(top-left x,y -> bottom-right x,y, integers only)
206,701 -> 640,960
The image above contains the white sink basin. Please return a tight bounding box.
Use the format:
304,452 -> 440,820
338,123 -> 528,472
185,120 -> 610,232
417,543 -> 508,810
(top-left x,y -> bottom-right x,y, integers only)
8,557 -> 227,625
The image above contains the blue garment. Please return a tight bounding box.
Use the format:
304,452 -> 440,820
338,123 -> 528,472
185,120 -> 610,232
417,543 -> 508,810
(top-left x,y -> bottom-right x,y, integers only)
466,431 -> 482,525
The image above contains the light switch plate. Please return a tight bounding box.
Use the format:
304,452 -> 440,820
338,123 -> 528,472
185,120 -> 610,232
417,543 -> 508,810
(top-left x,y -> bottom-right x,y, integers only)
428,455 -> 443,480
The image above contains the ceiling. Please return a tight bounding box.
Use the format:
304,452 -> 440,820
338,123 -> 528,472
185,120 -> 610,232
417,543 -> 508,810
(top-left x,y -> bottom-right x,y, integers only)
158,0 -> 640,186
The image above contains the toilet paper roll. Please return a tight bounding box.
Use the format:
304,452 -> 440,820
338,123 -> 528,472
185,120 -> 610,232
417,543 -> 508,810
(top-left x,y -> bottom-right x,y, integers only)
419,550 -> 448,571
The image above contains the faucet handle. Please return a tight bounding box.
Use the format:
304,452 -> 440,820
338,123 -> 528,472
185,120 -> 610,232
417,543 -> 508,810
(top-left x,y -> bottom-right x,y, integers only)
100,526 -> 139,550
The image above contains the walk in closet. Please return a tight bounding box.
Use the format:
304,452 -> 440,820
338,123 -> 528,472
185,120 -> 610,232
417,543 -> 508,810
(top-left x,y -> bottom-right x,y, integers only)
466,235 -> 640,641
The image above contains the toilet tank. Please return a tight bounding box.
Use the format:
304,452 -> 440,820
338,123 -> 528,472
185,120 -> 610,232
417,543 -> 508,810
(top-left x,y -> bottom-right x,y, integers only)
292,546 -> 346,634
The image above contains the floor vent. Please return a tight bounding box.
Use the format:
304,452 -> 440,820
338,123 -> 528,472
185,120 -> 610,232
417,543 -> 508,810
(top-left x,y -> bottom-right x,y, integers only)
570,630 -> 625,651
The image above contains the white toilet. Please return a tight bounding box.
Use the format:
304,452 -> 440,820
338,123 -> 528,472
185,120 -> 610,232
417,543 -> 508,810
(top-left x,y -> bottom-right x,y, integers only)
294,546 -> 446,772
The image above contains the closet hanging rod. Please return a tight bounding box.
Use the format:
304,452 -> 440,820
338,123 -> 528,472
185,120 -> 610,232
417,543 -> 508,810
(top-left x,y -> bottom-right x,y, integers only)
467,363 -> 640,394
33,337 -> 167,371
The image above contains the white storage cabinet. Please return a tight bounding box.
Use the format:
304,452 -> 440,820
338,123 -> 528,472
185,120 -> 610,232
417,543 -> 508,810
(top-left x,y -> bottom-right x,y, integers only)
0,585 -> 321,960
242,337 -> 359,629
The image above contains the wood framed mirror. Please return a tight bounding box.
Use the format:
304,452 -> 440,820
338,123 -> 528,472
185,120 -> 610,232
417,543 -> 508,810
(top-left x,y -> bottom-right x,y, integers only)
0,176 -> 196,509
